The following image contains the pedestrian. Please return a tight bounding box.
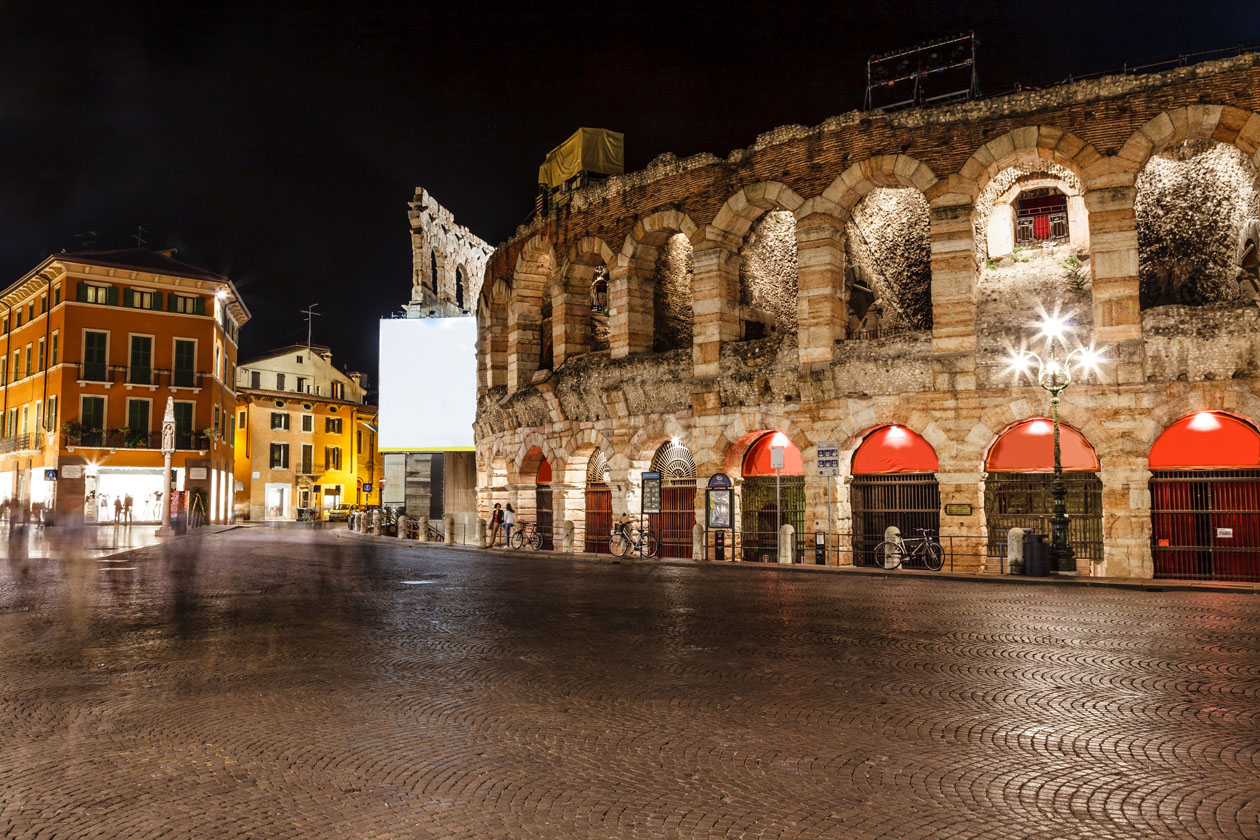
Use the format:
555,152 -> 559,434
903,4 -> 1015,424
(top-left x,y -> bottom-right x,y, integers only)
488,503 -> 502,547
502,503 -> 516,546
124,493 -> 134,524
113,496 -> 122,523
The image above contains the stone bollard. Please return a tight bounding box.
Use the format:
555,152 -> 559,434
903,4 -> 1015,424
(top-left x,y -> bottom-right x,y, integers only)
477,518 -> 488,548
371,510 -> 382,536
444,515 -> 455,545
1007,527 -> 1025,575
418,516 -> 429,543
778,524 -> 796,565
396,515 -> 409,540
562,520 -> 575,553
693,523 -> 705,561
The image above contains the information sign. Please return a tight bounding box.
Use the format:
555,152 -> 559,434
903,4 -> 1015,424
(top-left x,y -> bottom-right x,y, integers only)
61,465 -> 83,480
770,445 -> 785,470
816,441 -> 839,477
706,487 -> 733,529
44,469 -> 58,481
707,473 -> 732,489
945,503 -> 973,516
1217,527 -> 1234,539
641,471 -> 662,514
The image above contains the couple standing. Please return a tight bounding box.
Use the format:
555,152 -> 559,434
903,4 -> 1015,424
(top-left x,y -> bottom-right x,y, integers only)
488,503 -> 516,546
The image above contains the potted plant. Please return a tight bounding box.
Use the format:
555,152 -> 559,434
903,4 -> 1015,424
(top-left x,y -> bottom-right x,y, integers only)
61,420 -> 83,445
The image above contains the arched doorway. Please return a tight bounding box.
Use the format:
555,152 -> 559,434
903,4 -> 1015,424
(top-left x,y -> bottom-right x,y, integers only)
983,418 -> 1103,564
584,452 -> 611,554
1149,411 -> 1260,581
650,441 -> 697,559
740,432 -> 805,562
535,457 -> 553,550
850,425 -> 941,568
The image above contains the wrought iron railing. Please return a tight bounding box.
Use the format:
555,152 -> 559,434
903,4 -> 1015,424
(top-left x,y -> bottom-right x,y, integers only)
76,363 -> 204,388
0,432 -> 42,453
66,429 -> 204,450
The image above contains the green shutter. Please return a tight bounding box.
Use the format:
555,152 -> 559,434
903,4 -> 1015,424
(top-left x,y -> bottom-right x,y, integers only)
167,294 -> 177,312
106,286 -> 118,306
195,296 -> 206,316
123,290 -> 134,308
151,292 -> 163,310
77,282 -> 88,303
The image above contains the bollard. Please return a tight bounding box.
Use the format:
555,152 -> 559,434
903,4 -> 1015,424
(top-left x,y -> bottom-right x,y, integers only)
693,523 -> 705,561
418,516 -> 429,543
397,515 -> 409,540
477,518 -> 488,548
371,510 -> 382,536
444,515 -> 455,545
1006,527 -> 1026,575
562,520 -> 575,553
778,523 -> 795,565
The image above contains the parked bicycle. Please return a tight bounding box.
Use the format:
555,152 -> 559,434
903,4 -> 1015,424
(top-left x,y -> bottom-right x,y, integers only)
509,521 -> 544,551
609,520 -> 658,558
874,528 -> 944,571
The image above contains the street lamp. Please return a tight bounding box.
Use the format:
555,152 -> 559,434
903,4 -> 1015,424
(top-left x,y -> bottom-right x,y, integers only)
1006,312 -> 1105,574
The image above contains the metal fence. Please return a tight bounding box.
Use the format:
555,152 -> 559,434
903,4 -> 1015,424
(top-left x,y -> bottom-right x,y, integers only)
1151,469 -> 1260,582
851,473 -> 941,569
983,473 -> 1104,564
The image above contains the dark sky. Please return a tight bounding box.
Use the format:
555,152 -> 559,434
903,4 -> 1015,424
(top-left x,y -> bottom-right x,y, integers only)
1,1 -> 1255,381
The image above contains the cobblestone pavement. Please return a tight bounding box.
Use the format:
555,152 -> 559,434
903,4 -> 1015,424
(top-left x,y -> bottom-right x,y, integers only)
1,529 -> 1258,839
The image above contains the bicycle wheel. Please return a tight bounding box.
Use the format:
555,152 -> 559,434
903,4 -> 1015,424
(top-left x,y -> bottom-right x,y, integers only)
639,532 -> 659,558
509,529 -> 524,550
529,530 -> 544,551
874,540 -> 905,570
923,542 -> 944,571
609,531 -> 630,557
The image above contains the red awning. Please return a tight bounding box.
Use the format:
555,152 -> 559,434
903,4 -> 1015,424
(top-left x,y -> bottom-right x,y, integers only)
985,417 -> 1100,472
537,458 -> 552,484
1149,411 -> 1260,470
742,432 -> 804,477
852,425 -> 939,474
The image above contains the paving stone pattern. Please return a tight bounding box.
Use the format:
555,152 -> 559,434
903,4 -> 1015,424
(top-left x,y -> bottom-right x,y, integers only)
1,529 -> 1258,839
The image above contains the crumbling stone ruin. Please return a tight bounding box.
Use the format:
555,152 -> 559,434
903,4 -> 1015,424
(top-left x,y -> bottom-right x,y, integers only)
475,53 -> 1260,580
407,187 -> 493,317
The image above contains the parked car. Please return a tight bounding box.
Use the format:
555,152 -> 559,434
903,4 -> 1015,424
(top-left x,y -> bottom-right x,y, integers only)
326,504 -> 353,522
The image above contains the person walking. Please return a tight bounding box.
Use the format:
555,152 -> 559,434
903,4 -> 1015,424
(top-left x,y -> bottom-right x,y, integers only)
488,503 -> 503,547
123,493 -> 134,524
113,497 -> 122,523
501,503 -> 516,547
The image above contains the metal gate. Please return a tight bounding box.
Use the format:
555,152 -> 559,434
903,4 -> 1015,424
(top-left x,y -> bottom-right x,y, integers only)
983,472 -> 1103,563
585,486 -> 611,553
536,485 -> 554,550
851,473 -> 940,568
1151,469 -> 1260,581
740,476 -> 805,562
649,441 -> 698,559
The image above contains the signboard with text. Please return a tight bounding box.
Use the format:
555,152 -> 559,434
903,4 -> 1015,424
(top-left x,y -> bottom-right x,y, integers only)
641,471 -> 662,514
816,441 -> 839,477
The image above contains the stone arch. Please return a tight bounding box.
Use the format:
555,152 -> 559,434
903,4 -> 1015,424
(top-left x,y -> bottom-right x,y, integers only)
1114,105 -> 1260,182
508,235 -> 556,390
959,126 -> 1101,199
477,273 -> 510,390
820,155 -> 938,216
610,209 -> 698,358
559,427 -> 617,486
511,435 -> 563,487
557,236 -> 615,363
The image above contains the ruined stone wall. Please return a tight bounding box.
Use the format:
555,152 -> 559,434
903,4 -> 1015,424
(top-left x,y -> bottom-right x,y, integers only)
738,211 -> 798,335
652,234 -> 693,351
845,188 -> 932,331
407,187 -> 493,315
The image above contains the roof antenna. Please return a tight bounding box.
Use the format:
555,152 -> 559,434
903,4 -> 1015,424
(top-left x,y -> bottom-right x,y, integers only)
132,225 -> 148,247
301,303 -> 321,349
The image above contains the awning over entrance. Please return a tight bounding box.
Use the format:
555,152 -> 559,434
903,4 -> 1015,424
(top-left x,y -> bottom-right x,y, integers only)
742,432 -> 804,477
1149,411 -> 1260,469
852,425 -> 939,474
985,417 -> 1099,472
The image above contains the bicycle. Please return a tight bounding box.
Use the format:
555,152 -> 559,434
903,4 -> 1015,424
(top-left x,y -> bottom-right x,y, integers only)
609,519 -> 658,558
509,521 -> 544,551
873,528 -> 944,571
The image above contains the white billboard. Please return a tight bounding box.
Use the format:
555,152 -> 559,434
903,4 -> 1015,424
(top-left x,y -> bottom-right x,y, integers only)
379,317 -> 477,451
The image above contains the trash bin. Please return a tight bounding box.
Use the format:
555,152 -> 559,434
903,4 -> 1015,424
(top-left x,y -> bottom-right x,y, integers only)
1023,531 -> 1050,576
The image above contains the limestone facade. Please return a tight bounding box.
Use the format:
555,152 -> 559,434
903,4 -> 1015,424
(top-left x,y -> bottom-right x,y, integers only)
407,188 -> 493,317
474,53 -> 1260,579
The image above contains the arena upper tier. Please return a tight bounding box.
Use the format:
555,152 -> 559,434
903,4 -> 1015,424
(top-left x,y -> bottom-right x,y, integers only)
474,53 -> 1260,581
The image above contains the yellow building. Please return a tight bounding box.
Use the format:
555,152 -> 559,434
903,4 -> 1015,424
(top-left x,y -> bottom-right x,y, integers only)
233,344 -> 382,520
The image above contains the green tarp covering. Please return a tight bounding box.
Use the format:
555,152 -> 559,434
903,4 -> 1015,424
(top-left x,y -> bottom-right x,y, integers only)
537,127 -> 624,189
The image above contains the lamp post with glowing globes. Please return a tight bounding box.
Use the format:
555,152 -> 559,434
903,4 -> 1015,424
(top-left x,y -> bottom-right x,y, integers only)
1006,314 -> 1105,574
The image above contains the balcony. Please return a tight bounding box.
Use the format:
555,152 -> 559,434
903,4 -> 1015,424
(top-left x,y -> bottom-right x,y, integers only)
76,364 -> 205,389
65,428 -> 206,450
0,432 -> 43,454
296,461 -> 327,477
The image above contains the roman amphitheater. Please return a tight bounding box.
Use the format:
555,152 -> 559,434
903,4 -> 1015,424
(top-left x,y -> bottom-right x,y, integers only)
474,53 -> 1260,581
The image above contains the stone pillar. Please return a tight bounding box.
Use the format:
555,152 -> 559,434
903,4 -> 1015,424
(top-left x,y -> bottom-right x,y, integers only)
1006,527 -> 1025,575
693,523 -> 705,561
795,214 -> 847,369
1067,195 -> 1090,253
477,517 -> 488,547
418,516 -> 429,542
397,515 -> 409,540
778,524 -> 795,565
562,520 -> 575,553
928,203 -> 978,391
1084,186 -> 1142,384
987,203 -> 1014,258
1098,458 -> 1153,580
690,240 -> 740,378
370,510 -> 381,536
554,269 -> 592,366
936,433 -> 988,573
608,258 -> 653,358
443,514 -> 455,545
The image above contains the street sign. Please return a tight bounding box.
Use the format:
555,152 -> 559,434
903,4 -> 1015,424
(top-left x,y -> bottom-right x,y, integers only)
641,471 -> 662,514
44,469 -> 58,481
816,441 -> 839,477
770,445 -> 785,470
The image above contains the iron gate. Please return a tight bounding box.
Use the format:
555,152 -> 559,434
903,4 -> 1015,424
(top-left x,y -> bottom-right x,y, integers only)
983,472 -> 1103,563
536,485 -> 554,550
740,476 -> 806,562
585,485 -> 612,553
1150,469 -> 1260,581
650,480 -> 696,559
851,473 -> 941,568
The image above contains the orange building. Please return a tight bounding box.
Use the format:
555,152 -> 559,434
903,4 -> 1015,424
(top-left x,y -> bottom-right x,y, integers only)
0,249 -> 249,524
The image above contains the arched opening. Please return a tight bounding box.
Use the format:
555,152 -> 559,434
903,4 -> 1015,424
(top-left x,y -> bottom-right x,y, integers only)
652,233 -> 693,352
584,451 -> 612,554
590,268 -> 610,352
649,440 -> 697,559
738,211 -> 798,341
739,431 -> 805,562
983,418 -> 1103,564
430,250 -> 439,295
845,188 -> 931,338
1137,141 -> 1260,309
849,425 -> 941,568
1149,411 -> 1260,581
535,456 -> 553,550
455,268 -> 465,309
538,298 -> 554,372
1014,187 -> 1070,246
1239,230 -> 1259,301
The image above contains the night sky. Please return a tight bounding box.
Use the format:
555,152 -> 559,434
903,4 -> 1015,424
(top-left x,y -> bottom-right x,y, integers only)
1,1 -> 1255,381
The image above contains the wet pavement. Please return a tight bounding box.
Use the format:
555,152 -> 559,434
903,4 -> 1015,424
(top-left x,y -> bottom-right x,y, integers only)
0,528 -> 1257,839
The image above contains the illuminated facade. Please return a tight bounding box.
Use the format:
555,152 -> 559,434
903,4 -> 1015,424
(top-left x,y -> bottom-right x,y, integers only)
0,248 -> 247,524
